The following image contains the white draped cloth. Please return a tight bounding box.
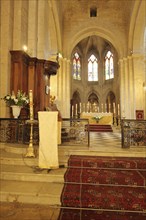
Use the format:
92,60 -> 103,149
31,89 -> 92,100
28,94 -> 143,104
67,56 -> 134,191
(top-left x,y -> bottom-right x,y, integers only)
38,111 -> 59,169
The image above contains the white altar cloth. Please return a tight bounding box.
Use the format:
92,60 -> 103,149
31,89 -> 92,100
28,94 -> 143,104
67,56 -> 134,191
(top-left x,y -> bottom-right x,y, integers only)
38,111 -> 59,169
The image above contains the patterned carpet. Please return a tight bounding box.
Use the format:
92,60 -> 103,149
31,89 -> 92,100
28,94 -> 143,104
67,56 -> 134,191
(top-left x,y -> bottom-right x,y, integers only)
58,155 -> 146,220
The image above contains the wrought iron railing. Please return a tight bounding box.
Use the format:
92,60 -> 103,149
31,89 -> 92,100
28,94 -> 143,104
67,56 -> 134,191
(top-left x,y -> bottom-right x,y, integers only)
0,118 -> 89,147
61,118 -> 89,146
121,119 -> 146,148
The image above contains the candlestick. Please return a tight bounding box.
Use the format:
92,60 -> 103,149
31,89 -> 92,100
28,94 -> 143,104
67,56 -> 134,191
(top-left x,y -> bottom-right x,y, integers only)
109,103 -> 111,112
83,103 -> 85,112
113,102 -> 115,114
105,103 -> 107,112
29,90 -> 34,120
118,104 -> 120,116
80,102 -> 81,113
97,106 -> 99,113
75,104 -> 77,115
72,105 -> 74,117
101,103 -> 103,112
87,102 -> 89,112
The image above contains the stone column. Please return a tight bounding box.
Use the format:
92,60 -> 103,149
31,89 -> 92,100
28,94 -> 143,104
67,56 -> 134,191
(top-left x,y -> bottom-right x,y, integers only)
13,0 -> 28,49
132,54 -> 145,115
0,0 -> 12,117
123,58 -> 130,118
128,56 -> 135,118
37,0 -> 47,59
119,59 -> 125,118
57,58 -> 71,117
28,0 -> 38,57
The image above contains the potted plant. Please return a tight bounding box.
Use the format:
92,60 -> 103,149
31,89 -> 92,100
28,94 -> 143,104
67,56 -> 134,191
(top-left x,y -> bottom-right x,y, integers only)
3,90 -> 29,118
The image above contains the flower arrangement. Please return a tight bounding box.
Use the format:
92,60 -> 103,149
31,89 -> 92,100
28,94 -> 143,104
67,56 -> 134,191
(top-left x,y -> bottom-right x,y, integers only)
2,90 -> 29,107
92,116 -> 103,123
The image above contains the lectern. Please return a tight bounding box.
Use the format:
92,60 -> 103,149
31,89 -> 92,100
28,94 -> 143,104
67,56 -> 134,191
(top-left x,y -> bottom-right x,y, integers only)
38,111 -> 59,169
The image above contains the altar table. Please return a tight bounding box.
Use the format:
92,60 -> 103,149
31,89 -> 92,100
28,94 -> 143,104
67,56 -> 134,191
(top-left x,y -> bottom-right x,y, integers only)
80,112 -> 113,125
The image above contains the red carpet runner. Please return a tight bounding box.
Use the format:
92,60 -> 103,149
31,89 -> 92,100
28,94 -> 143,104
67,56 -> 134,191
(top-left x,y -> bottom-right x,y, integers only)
58,155 -> 146,220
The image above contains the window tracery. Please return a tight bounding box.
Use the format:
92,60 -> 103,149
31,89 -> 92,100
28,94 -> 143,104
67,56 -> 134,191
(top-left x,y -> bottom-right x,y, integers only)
105,51 -> 114,80
88,54 -> 98,81
73,52 -> 81,80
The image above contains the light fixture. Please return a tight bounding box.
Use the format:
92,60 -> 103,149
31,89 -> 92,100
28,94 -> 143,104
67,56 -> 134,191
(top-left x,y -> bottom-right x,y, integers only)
56,52 -> 62,63
48,52 -> 62,63
22,45 -> 28,52
143,82 -> 146,90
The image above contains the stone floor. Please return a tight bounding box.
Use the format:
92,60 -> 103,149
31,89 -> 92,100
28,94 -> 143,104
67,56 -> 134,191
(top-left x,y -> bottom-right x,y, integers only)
0,202 -> 60,220
0,128 -> 146,220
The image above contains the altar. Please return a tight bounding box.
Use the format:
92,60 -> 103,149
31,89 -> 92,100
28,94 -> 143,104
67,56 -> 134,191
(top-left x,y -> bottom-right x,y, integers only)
80,112 -> 113,125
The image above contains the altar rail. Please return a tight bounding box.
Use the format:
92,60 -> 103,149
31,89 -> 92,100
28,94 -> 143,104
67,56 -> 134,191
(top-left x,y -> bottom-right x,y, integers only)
0,118 -> 89,147
121,119 -> 146,148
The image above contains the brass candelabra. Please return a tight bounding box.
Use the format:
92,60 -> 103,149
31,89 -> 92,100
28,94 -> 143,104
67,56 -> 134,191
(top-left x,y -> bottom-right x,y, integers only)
25,90 -> 37,158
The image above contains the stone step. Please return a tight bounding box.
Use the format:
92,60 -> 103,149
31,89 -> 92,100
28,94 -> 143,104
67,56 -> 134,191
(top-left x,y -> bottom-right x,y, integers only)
0,148 -> 68,167
0,143 -> 70,166
0,143 -> 67,206
0,149 -> 38,166
0,164 -> 66,183
0,179 -> 63,205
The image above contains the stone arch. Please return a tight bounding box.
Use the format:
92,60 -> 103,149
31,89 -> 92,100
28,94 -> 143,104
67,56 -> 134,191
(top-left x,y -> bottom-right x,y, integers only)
48,0 -> 62,56
128,0 -> 142,54
106,91 -> 116,113
65,27 -> 125,59
128,0 -> 145,112
88,92 -> 99,104
71,90 -> 81,115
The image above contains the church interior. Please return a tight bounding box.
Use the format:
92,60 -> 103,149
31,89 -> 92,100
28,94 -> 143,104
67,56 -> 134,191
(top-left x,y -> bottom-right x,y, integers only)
0,0 -> 146,219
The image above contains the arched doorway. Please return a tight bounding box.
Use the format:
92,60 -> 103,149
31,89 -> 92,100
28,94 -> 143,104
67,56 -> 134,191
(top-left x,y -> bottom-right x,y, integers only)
71,91 -> 81,117
106,91 -> 116,113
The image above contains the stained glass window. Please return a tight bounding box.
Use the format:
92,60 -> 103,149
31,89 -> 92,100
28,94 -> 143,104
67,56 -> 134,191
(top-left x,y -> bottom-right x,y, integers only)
88,54 -> 98,81
73,52 -> 81,80
105,51 -> 114,80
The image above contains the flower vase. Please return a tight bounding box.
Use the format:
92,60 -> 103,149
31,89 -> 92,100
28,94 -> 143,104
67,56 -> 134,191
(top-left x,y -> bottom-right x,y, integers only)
11,106 -> 21,118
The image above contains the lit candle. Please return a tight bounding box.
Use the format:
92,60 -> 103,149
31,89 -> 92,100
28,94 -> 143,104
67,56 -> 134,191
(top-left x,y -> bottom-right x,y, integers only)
105,103 -> 107,112
83,103 -> 85,112
101,103 -> 103,112
109,103 -> 111,112
87,102 -> 89,112
113,102 -> 115,114
97,106 -> 99,112
75,104 -> 77,115
29,90 -> 34,120
72,105 -> 74,117
80,102 -> 81,113
118,104 -> 120,116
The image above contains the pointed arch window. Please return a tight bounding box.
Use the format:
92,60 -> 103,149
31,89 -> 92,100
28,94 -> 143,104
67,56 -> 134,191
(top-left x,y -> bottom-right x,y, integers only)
105,51 -> 114,80
88,54 -> 98,81
72,52 -> 81,80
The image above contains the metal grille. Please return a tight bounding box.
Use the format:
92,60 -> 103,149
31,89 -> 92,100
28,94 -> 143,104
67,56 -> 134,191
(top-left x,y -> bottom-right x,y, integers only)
121,119 -> 146,148
0,118 -> 89,147
61,118 -> 89,146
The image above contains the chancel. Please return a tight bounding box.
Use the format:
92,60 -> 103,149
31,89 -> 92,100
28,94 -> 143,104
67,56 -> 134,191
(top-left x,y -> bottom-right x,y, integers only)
0,0 -> 146,219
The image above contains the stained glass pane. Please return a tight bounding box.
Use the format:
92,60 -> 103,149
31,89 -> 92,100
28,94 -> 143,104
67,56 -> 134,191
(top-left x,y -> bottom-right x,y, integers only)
105,51 -> 114,80
88,54 -> 98,81
72,52 -> 81,80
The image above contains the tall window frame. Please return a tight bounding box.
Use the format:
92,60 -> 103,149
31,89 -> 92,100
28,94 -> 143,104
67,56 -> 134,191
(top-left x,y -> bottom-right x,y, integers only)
72,52 -> 81,80
88,54 -> 98,81
105,51 -> 114,80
